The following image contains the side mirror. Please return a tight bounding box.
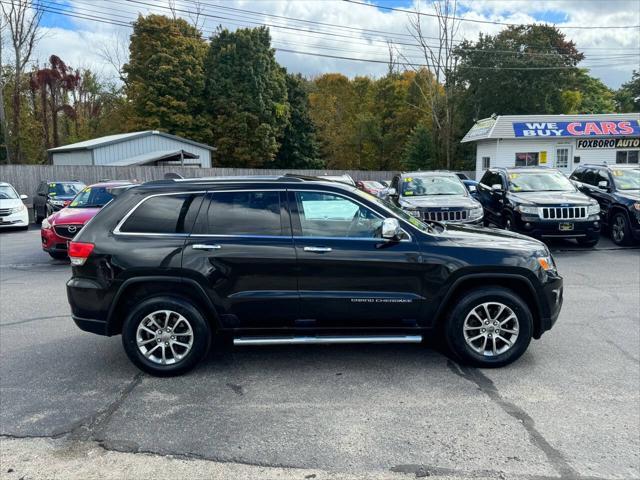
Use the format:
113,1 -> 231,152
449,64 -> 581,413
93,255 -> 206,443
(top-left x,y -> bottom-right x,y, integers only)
387,187 -> 397,197
597,180 -> 609,190
20,194 -> 28,200
491,184 -> 503,192
381,218 -> 402,240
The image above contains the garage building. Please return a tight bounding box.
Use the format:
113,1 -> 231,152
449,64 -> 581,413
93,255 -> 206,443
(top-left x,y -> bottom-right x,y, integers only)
462,113 -> 640,180
48,130 -> 215,167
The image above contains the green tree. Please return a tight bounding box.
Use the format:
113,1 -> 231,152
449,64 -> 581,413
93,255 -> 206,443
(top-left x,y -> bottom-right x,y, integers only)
204,26 -> 288,167
123,14 -> 208,142
616,71 -> 640,112
402,123 -> 434,171
561,69 -> 616,114
273,73 -> 321,168
455,25 -> 584,118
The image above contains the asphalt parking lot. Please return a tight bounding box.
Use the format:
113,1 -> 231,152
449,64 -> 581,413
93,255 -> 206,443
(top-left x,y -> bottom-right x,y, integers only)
0,226 -> 638,480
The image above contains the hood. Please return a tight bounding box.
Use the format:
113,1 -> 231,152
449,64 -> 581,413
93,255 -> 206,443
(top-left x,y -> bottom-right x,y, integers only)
617,190 -> 639,202
508,190 -> 591,205
50,206 -> 101,224
0,198 -> 24,208
400,195 -> 480,209
439,223 -> 547,255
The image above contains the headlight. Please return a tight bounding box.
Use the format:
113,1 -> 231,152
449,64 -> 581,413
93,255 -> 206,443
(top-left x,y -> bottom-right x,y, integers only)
41,218 -> 51,229
516,205 -> 538,215
633,203 -> 640,211
49,199 -> 65,206
469,206 -> 483,220
406,209 -> 421,218
9,204 -> 26,214
588,203 -> 600,215
537,255 -> 557,273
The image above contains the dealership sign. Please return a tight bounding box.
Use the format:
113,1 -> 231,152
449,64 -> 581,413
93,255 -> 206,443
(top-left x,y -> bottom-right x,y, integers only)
513,120 -> 640,137
576,137 -> 640,149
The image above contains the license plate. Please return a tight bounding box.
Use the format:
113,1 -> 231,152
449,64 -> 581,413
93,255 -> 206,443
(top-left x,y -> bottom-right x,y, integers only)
559,223 -> 574,231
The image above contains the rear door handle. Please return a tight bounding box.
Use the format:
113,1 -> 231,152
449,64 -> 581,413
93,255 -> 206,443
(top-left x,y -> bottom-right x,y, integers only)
192,244 -> 222,250
303,246 -> 332,253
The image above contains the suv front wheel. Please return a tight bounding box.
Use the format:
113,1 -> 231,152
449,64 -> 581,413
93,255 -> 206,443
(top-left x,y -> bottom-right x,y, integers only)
445,287 -> 533,368
122,296 -> 212,376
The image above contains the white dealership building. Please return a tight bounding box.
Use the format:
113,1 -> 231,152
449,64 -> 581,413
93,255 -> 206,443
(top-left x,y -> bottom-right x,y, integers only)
462,113 -> 640,180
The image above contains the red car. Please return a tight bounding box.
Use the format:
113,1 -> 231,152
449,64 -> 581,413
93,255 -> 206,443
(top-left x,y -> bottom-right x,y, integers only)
41,181 -> 134,259
356,180 -> 385,196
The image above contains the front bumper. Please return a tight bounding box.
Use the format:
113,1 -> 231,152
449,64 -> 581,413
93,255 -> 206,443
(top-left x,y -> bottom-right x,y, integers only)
536,274 -> 563,338
41,226 -> 69,254
514,215 -> 601,240
0,210 -> 29,228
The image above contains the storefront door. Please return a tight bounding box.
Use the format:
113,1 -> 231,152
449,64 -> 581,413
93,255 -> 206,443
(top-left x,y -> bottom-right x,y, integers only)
555,146 -> 572,174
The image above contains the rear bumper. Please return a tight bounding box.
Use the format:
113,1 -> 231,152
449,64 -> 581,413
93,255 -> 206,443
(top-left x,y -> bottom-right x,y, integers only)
67,277 -> 112,335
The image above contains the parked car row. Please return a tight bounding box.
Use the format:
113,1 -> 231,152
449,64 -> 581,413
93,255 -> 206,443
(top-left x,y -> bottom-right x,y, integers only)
364,164 -> 639,248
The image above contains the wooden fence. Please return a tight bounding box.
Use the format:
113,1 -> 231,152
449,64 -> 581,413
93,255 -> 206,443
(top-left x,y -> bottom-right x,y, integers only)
0,164 -> 475,199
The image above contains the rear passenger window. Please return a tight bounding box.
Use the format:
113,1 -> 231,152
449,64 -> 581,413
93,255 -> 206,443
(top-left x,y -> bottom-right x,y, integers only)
196,191 -> 283,236
120,194 -> 204,234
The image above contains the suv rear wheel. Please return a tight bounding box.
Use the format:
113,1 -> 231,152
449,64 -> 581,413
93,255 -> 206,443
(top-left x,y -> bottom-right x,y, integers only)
445,287 -> 532,367
122,296 -> 212,376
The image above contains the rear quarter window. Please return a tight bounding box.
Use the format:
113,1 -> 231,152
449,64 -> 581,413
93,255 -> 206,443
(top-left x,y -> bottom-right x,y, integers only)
119,193 -> 204,234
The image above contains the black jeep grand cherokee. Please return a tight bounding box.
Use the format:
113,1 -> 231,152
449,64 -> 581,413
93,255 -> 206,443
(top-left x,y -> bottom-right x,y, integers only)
477,167 -> 601,246
66,175 -> 563,376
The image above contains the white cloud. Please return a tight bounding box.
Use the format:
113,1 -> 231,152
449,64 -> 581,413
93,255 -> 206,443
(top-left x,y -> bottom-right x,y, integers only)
24,0 -> 640,89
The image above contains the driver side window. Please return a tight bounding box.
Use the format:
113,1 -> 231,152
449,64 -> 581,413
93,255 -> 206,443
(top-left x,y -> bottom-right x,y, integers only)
295,192 -> 383,238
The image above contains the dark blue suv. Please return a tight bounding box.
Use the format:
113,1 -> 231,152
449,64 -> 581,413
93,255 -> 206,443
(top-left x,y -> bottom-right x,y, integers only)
570,164 -> 640,245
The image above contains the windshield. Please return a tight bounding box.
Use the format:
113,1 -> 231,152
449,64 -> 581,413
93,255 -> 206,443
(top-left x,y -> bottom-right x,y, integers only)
611,168 -> 640,190
508,172 -> 575,192
351,188 -> 432,233
401,175 -> 467,197
49,182 -> 84,197
68,186 -> 114,208
0,185 -> 18,200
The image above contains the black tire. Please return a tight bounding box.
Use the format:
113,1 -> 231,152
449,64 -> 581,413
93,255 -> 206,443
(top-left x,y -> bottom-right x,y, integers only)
48,251 -> 67,260
33,206 -> 41,224
122,296 -> 212,376
576,236 -> 599,248
610,212 -> 632,246
445,287 -> 533,368
502,212 -> 514,231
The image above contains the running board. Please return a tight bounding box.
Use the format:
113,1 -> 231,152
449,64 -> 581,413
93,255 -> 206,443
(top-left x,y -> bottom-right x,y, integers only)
233,335 -> 423,346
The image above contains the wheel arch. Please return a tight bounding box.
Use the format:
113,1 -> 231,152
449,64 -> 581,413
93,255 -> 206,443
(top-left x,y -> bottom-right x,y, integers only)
106,276 -> 221,336
434,273 -> 544,338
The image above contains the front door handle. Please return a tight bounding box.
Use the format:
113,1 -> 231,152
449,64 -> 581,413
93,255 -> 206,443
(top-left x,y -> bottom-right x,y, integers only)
192,244 -> 222,251
303,246 -> 332,253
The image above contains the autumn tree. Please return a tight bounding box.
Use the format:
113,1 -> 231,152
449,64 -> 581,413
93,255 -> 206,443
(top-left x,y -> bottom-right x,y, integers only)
204,27 -> 289,167
124,14 -> 208,142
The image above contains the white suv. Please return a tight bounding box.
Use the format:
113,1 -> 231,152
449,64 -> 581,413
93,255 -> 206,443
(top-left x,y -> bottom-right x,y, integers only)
0,182 -> 29,230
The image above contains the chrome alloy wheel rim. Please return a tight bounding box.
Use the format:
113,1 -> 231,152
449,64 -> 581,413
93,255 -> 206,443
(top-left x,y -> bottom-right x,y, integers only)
463,302 -> 519,357
612,216 -> 625,243
136,310 -> 194,365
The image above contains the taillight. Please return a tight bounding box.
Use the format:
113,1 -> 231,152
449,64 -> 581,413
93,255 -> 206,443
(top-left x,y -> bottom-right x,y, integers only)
68,241 -> 94,266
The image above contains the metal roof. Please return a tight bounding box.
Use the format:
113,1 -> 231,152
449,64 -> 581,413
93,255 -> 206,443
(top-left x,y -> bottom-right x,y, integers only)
461,113 -> 640,143
47,130 -> 216,153
107,149 -> 198,166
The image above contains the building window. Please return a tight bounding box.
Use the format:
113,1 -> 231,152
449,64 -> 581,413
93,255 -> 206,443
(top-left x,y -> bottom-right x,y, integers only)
556,148 -> 569,168
616,150 -> 639,164
515,152 -> 539,167
481,156 -> 490,169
